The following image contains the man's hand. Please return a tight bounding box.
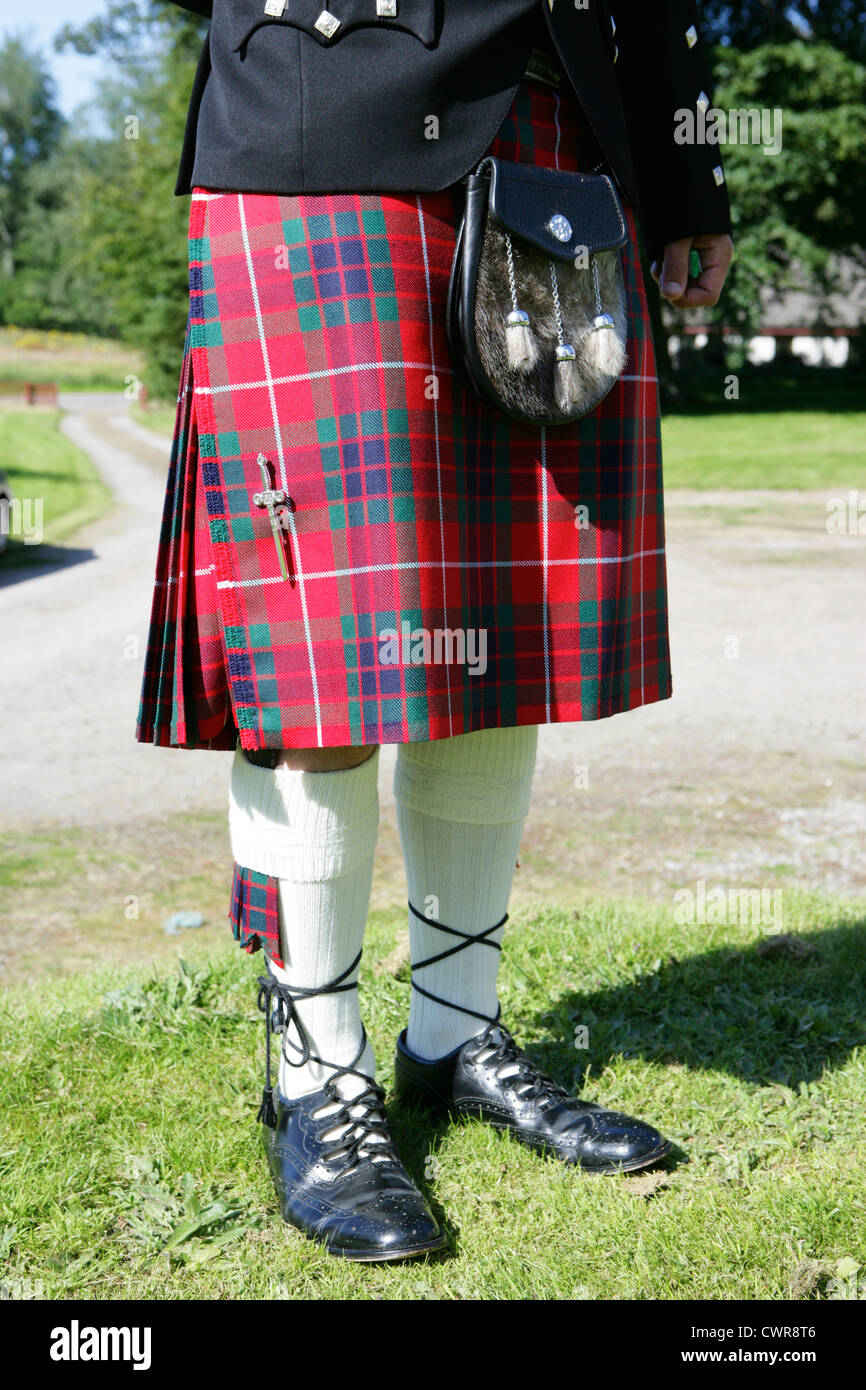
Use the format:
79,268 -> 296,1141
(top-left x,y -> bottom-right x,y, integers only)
650,233 -> 734,310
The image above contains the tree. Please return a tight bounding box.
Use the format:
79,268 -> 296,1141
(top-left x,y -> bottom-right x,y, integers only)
53,1 -> 208,396
698,39 -> 866,357
5,133 -> 125,335
0,36 -> 64,290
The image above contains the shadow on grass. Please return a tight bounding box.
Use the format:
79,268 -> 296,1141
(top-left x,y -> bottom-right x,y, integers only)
525,917 -> 866,1092
387,916 -> 866,1213
662,362 -> 866,416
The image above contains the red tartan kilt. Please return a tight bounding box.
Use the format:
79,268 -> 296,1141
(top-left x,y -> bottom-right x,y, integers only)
136,74 -> 670,755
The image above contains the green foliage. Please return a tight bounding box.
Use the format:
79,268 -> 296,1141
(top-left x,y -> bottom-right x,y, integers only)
0,35 -> 65,294
3,138 -> 123,335
4,3 -> 206,395
112,1157 -> 261,1262
700,41 -> 866,344
53,4 -> 207,396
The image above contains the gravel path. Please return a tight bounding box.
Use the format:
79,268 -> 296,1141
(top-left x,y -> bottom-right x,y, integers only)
3,395 -> 863,894
1,395 -> 231,830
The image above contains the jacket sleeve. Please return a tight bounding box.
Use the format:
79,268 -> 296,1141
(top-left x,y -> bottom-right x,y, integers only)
612,0 -> 732,262
169,1 -> 212,17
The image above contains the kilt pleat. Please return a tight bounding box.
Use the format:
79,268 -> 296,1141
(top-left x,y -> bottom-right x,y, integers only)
137,326 -> 236,749
136,75 -> 671,754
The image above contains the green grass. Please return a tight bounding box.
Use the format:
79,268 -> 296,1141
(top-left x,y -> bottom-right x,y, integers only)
659,362 -> 866,490
2,894 -> 864,1300
661,411 -> 866,490
130,402 -> 177,436
0,411 -> 112,565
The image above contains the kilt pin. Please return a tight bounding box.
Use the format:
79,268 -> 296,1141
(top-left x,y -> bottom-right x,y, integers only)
135,74 -> 671,962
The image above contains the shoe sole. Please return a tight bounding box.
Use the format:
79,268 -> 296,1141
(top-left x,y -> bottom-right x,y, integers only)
397,1086 -> 673,1174
473,1118 -> 673,1173
276,1208 -> 449,1264
323,1233 -> 449,1263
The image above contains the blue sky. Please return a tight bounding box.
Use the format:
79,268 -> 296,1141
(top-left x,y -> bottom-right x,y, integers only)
5,0 -> 109,118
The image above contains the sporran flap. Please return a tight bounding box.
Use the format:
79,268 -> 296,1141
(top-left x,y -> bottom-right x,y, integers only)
480,157 -> 627,262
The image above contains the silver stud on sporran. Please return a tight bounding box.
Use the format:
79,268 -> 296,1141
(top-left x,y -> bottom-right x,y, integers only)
546,213 -> 573,243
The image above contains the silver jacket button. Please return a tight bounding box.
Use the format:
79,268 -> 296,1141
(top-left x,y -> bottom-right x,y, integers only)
314,9 -> 341,39
685,24 -> 698,48
712,165 -> 726,186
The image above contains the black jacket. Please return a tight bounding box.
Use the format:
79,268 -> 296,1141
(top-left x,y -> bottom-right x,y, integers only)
170,1 -> 732,263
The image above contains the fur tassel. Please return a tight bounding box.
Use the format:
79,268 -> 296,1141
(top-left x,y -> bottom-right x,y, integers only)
474,221 -> 628,421
554,345 -> 580,412
505,310 -> 539,372
590,314 -> 627,378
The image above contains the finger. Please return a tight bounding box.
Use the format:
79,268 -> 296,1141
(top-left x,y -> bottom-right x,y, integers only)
692,233 -> 735,268
690,235 -> 735,284
683,246 -> 733,306
666,234 -> 734,308
659,239 -> 692,301
670,263 -> 728,309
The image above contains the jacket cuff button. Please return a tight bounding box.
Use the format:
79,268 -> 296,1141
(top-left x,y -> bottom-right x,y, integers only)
314,9 -> 341,39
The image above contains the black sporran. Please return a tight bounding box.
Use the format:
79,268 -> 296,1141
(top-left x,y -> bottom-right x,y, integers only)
446,157 -> 629,427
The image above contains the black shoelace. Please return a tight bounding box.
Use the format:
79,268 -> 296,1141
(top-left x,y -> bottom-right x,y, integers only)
408,901 -> 568,1104
256,956 -> 397,1169
466,1021 -> 569,1105
408,899 -> 506,1028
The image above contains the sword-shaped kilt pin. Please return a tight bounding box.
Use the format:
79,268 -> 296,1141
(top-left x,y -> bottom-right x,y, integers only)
252,453 -> 291,581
